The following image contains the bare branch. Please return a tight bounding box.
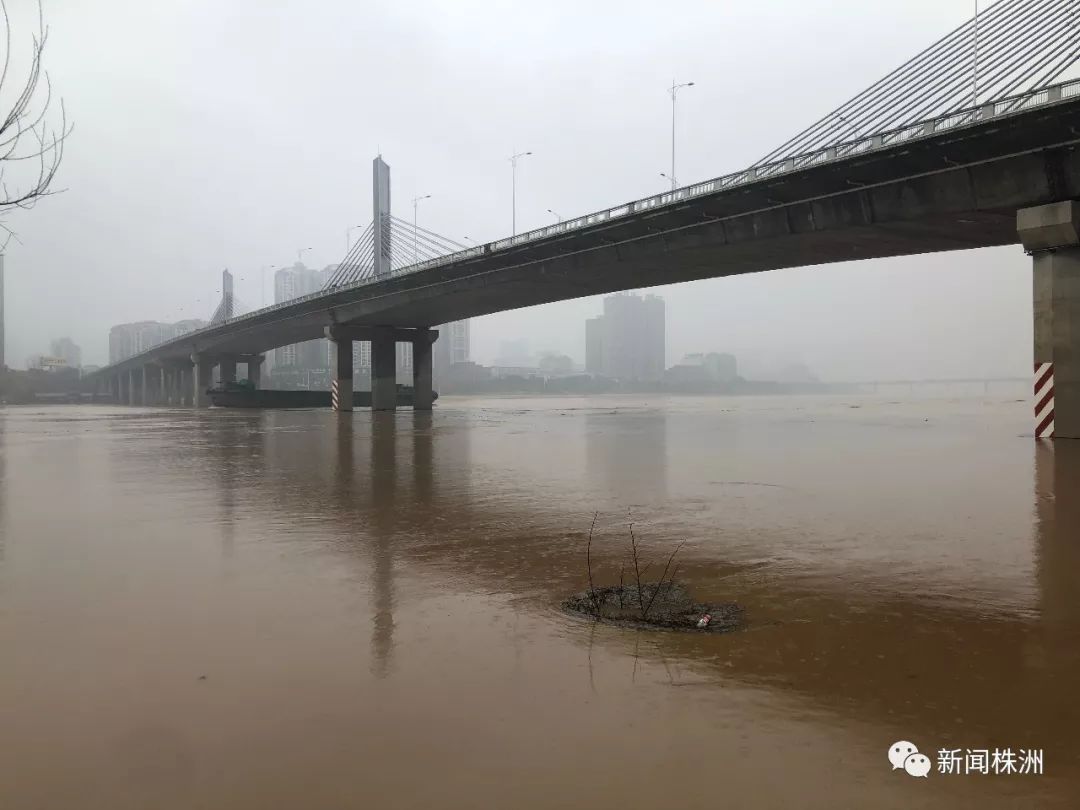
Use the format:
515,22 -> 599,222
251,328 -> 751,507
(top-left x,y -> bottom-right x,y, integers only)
643,541 -> 685,620
0,2 -> 66,216
0,0 -> 13,105
585,511 -> 600,618
628,514 -> 648,620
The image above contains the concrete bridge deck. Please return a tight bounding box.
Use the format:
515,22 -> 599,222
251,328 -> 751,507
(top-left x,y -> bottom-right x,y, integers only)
91,79 -> 1080,433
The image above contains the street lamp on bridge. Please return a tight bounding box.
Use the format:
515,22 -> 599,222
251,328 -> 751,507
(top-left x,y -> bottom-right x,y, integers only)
297,247 -> 312,265
509,150 -> 532,237
412,194 -> 431,264
668,79 -> 694,192
547,208 -> 562,223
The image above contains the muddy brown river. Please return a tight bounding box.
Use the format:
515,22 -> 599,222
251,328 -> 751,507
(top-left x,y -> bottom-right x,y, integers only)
1,393 -> 1077,808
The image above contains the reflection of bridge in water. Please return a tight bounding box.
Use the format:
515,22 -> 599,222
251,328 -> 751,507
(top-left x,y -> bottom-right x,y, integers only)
148,405 -> 1080,779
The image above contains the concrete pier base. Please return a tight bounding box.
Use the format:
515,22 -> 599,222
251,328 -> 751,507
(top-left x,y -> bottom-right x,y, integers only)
1019,201 -> 1080,439
331,338 -> 353,412
371,326 -> 397,411
192,354 -> 212,409
412,329 -> 435,410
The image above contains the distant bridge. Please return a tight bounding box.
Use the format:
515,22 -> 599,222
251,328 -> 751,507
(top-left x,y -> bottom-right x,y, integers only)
89,0 -> 1080,437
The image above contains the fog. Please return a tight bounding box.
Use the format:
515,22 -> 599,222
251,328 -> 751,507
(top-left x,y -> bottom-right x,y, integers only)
4,0 -> 1037,380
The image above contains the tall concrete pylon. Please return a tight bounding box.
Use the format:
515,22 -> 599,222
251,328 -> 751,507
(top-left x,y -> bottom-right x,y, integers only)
222,268 -> 234,320
373,156 -> 392,279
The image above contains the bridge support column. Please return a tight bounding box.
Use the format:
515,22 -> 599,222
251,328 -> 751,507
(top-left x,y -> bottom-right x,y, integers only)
246,355 -> 265,388
331,338 -> 353,412
219,356 -> 237,384
125,369 -> 135,405
178,365 -> 191,407
412,329 -> 435,410
1019,201 -> 1080,439
141,366 -> 149,406
191,354 -> 212,409
371,326 -> 396,411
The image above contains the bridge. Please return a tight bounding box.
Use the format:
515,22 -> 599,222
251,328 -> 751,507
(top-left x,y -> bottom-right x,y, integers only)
91,0 -> 1080,438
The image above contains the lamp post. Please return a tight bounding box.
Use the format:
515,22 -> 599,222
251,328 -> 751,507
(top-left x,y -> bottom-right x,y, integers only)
547,208 -> 562,223
668,79 -> 694,191
412,194 -> 431,264
297,247 -> 312,265
509,150 -> 532,236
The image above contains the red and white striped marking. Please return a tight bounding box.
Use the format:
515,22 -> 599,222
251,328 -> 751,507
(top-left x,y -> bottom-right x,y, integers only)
1034,362 -> 1054,439
331,379 -> 341,411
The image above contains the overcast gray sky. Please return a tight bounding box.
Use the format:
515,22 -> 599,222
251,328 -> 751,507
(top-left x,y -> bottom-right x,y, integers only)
2,0 -> 1043,380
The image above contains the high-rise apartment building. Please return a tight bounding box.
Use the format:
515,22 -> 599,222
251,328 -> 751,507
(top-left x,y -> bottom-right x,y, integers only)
108,319 -> 207,364
50,337 -> 82,369
585,317 -> 604,374
433,320 -> 470,385
273,263 -> 334,371
585,293 -> 665,382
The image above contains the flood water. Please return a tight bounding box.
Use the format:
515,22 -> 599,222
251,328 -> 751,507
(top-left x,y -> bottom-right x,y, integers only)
1,392 -> 1078,808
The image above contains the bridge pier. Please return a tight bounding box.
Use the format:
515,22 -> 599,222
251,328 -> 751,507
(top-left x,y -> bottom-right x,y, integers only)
1019,201 -> 1080,440
412,329 -> 436,411
177,365 -> 191,407
372,326 -> 397,411
191,354 -> 212,409
140,366 -> 149,406
126,369 -> 135,405
219,356 -> 238,384
246,355 -> 265,388
327,325 -> 435,411
331,337 -> 353,412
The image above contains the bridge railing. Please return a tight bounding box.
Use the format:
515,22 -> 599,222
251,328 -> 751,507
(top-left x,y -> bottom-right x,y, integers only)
102,77 -> 1080,372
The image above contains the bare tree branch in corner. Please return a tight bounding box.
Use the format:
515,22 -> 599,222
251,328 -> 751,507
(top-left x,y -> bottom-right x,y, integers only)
0,0 -> 68,243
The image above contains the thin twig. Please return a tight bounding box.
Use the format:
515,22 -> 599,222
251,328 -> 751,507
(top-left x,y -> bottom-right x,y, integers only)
643,541 -> 685,620
586,511 -> 600,618
628,515 -> 647,620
